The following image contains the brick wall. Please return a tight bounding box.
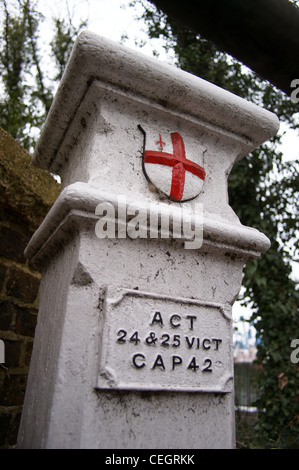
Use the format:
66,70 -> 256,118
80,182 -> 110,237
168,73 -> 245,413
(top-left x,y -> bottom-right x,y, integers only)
0,128 -> 60,448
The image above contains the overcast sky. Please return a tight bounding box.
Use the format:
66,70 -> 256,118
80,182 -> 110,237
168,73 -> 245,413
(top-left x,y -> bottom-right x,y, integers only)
38,0 -> 172,60
37,0 -> 299,162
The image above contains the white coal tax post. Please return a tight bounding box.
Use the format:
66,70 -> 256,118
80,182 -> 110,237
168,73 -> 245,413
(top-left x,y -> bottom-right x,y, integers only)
17,31 -> 279,449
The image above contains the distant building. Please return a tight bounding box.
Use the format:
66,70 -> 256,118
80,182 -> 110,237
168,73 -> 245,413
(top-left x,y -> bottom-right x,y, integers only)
233,318 -> 257,363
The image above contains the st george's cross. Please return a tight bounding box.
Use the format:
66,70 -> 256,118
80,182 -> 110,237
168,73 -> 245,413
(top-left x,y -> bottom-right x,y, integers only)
138,125 -> 206,202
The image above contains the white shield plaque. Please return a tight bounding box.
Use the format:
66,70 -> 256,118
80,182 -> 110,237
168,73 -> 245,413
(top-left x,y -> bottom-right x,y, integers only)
139,126 -> 206,202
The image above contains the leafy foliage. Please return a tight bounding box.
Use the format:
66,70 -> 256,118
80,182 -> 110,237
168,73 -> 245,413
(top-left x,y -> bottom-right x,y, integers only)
132,0 -> 299,448
0,0 -> 86,151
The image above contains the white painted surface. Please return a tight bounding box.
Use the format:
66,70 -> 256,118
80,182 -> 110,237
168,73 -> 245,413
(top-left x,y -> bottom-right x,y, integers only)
18,31 -> 279,449
97,287 -> 233,393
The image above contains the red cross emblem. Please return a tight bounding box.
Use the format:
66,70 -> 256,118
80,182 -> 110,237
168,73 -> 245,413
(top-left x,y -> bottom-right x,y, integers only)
139,126 -> 205,202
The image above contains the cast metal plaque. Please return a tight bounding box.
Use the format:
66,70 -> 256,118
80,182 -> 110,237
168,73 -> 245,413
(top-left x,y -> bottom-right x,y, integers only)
97,287 -> 233,393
